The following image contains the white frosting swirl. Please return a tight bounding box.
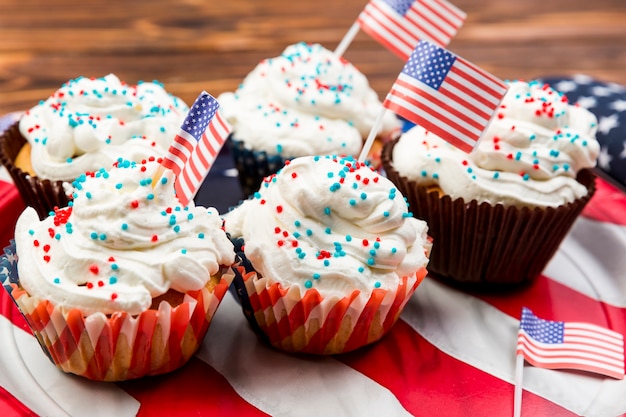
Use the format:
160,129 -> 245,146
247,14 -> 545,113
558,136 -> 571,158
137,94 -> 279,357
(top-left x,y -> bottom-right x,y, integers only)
15,160 -> 235,315
218,42 -> 401,157
19,74 -> 189,181
391,80 -> 599,207
225,155 -> 430,296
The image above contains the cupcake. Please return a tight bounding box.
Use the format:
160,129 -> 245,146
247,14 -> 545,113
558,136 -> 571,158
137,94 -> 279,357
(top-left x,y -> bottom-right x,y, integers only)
225,155 -> 431,354
382,80 -> 599,287
0,74 -> 189,219
218,42 -> 401,196
0,158 -> 236,381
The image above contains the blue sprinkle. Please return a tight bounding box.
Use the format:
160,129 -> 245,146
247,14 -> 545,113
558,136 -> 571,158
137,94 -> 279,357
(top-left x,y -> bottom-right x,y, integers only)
90,232 -> 98,239
121,223 -> 128,230
304,280 -> 313,288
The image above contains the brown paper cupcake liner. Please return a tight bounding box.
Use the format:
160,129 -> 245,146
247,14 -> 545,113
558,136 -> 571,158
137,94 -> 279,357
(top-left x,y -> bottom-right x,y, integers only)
381,137 -> 596,288
0,122 -> 71,219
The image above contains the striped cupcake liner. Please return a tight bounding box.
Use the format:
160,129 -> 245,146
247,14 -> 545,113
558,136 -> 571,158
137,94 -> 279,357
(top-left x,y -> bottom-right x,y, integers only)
1,241 -> 234,381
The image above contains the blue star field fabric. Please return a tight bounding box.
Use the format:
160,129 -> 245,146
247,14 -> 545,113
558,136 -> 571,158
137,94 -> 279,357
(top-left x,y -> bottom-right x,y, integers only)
538,74 -> 626,189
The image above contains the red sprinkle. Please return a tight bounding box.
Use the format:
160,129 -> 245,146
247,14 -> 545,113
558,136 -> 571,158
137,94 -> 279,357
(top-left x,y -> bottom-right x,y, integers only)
89,265 -> 99,274
111,293 -> 118,301
130,200 -> 139,209
276,205 -> 283,213
151,235 -> 158,242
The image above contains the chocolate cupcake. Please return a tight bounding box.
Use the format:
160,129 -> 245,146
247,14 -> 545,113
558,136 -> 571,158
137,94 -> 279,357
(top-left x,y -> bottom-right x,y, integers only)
0,74 -> 188,218
381,80 -> 599,288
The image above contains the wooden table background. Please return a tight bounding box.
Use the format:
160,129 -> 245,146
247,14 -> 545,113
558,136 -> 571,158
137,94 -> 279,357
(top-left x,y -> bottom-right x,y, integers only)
0,0 -> 625,115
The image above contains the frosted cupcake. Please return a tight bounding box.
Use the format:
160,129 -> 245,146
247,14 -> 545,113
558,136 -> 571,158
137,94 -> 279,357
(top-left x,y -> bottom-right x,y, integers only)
225,155 -> 430,354
0,158 -> 235,381
218,42 -> 401,196
382,80 -> 599,287
0,74 -> 189,218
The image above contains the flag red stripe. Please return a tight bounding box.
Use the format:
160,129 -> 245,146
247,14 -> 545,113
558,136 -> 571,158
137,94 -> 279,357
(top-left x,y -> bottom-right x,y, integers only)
0,386 -> 38,417
360,5 -> 415,52
404,9 -> 445,46
118,357 -> 269,417
359,25 -> 411,59
444,70 -> 502,114
394,76 -> 487,130
385,83 -> 481,143
518,335 -> 623,367
384,97 -> 475,152
448,65 -> 506,109
517,337 -> 624,379
473,273 -> 626,335
423,0 -> 464,30
338,320 -> 578,417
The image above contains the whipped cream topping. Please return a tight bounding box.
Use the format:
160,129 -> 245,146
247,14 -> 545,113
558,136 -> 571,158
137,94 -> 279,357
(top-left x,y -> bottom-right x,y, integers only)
19,74 -> 189,181
218,42 -> 401,157
15,159 -> 235,315
225,155 -> 430,296
391,80 -> 600,207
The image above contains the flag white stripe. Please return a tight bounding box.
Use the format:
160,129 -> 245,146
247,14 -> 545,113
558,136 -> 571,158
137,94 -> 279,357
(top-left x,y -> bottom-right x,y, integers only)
543,217 -> 626,307
566,322 -> 626,339
565,332 -> 624,351
518,336 -> 624,376
407,5 -> 453,44
402,277 -> 626,417
385,93 -> 476,147
394,74 -> 486,133
196,294 -> 414,417
423,0 -> 466,26
451,58 -> 509,96
447,63 -> 508,108
518,332 -> 624,363
360,7 -> 418,54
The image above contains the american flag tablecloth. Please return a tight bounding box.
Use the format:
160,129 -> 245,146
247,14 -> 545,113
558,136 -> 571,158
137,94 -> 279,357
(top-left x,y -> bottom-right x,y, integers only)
1,77 -> 626,417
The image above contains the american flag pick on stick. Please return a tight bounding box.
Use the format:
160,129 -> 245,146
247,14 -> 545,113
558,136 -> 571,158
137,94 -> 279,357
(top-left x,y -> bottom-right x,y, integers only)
157,91 -> 230,206
384,39 -> 507,153
335,0 -> 465,58
513,307 -> 624,417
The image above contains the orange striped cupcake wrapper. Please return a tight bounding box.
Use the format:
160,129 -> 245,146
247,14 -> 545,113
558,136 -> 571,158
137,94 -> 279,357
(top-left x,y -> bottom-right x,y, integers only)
233,264 -> 426,355
9,266 -> 234,381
